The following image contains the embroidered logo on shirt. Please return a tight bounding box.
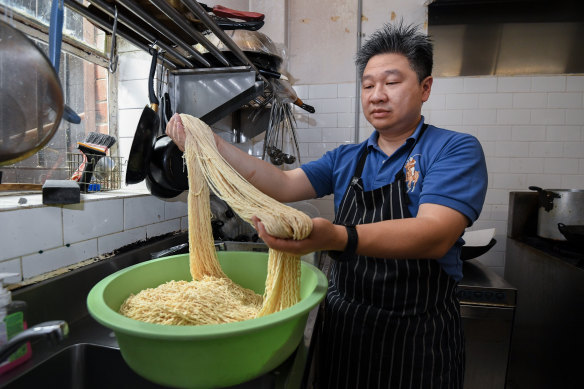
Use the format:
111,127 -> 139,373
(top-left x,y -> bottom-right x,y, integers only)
404,155 -> 421,192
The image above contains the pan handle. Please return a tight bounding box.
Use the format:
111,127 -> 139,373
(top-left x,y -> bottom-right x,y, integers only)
212,5 -> 265,22
529,186 -> 560,212
215,18 -> 264,31
49,0 -> 64,71
148,48 -> 160,110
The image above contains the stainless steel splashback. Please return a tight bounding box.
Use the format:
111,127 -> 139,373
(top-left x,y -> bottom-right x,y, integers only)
430,22 -> 584,76
428,0 -> 584,76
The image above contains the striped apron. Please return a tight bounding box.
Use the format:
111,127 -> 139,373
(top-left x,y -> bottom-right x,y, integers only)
316,126 -> 465,389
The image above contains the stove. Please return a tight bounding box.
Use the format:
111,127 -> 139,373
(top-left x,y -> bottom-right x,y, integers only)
522,236 -> 584,269
504,191 -> 584,389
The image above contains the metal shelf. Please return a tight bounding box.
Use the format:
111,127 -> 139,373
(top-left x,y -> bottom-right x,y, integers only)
65,0 -> 271,122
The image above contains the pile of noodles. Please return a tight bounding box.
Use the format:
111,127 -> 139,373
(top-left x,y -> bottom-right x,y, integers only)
119,114 -> 312,325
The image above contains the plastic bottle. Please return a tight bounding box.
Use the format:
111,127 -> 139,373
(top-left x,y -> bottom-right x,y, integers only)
0,273 -> 31,374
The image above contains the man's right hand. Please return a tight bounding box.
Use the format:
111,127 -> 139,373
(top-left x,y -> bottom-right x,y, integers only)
166,113 -> 186,152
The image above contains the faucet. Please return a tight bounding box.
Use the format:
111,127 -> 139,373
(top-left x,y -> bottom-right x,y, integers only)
0,320 -> 69,362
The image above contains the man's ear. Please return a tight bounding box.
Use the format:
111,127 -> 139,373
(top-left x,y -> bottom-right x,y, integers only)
421,76 -> 433,102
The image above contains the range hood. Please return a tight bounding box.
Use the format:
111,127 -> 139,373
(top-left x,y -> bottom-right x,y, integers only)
428,0 -> 584,76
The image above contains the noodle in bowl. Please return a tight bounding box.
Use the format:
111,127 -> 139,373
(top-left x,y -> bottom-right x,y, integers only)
87,251 -> 327,389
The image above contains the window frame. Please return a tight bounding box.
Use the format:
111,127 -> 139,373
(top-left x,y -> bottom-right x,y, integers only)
0,9 -> 119,189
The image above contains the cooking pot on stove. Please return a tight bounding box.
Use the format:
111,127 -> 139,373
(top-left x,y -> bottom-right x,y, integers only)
529,186 -> 584,241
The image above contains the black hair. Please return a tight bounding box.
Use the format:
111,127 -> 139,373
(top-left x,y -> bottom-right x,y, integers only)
355,21 -> 433,83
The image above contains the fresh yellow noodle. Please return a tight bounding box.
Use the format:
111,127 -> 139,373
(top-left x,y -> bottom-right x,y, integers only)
120,114 -> 313,325
119,277 -> 262,325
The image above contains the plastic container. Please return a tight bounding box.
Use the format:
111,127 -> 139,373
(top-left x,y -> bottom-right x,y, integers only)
87,251 -> 328,389
0,273 -> 31,375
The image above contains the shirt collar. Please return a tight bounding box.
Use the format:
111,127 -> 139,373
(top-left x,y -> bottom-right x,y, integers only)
366,116 -> 426,153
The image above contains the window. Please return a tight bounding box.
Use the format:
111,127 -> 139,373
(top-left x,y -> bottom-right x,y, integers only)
0,0 -> 115,185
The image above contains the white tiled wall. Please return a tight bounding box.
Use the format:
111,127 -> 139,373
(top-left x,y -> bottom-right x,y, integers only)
293,74 -> 584,276
0,192 -> 188,284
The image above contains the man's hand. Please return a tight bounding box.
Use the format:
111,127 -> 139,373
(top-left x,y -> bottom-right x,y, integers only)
166,113 -> 186,151
251,216 -> 348,256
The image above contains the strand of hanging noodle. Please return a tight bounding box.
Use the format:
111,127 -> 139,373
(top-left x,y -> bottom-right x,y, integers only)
181,114 -> 312,316
119,115 -> 313,324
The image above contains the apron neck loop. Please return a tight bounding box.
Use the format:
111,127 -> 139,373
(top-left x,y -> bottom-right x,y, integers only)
352,123 -> 429,183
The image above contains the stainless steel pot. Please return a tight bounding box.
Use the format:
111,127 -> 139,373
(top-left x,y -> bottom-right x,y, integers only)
195,30 -> 283,72
529,186 -> 584,240
0,20 -> 64,165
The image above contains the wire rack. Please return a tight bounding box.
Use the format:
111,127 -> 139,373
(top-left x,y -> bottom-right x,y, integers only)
66,153 -> 124,192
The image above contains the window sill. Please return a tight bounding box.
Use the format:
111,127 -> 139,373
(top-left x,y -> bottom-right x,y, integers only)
0,188 -> 153,212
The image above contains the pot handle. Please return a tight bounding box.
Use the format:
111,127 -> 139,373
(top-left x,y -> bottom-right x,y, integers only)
529,186 -> 560,212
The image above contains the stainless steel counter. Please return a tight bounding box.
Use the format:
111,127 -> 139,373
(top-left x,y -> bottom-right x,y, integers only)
458,259 -> 517,389
504,191 -> 584,389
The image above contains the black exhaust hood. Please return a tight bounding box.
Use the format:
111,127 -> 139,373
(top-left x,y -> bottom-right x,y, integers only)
429,0 -> 584,24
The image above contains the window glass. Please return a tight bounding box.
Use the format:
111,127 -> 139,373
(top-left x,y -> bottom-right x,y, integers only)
1,1 -> 113,185
1,0 -> 106,53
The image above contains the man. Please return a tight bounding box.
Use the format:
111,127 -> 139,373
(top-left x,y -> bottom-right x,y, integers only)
167,22 -> 487,389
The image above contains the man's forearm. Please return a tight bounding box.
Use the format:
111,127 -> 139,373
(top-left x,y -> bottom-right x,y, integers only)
215,135 -> 315,203
354,203 -> 468,260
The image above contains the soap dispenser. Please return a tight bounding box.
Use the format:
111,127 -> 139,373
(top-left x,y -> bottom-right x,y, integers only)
0,273 -> 31,374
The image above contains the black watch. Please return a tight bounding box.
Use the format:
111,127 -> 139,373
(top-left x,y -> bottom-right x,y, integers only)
328,224 -> 358,261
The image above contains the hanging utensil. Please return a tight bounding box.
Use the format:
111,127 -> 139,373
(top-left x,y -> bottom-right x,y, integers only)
0,20 -> 64,166
49,0 -> 81,124
125,47 -> 160,185
557,223 -> 584,250
272,78 -> 315,113
198,3 -> 265,21
108,5 -> 119,73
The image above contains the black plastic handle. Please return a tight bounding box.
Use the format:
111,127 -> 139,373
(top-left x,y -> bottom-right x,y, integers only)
148,48 -> 159,108
529,185 -> 560,212
215,18 -> 264,31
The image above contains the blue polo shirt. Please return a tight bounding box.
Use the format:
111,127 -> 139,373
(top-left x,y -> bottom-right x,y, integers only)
300,117 -> 488,280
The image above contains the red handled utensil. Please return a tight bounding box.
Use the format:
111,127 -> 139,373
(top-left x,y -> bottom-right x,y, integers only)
199,3 -> 265,21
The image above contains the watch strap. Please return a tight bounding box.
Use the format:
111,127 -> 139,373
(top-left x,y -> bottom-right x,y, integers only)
328,224 -> 358,261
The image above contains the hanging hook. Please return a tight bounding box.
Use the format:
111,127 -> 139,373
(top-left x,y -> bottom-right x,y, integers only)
108,5 -> 119,73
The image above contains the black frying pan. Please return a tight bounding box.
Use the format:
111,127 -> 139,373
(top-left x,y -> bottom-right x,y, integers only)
125,49 -> 160,185
558,223 -> 584,249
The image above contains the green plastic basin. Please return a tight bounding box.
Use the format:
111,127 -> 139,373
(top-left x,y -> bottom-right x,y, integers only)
87,251 -> 327,389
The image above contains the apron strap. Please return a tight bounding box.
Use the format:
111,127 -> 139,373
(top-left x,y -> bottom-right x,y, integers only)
353,147 -> 370,179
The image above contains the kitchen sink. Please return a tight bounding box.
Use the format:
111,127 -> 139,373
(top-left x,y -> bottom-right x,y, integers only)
1,342 -> 282,389
2,343 -> 166,389
0,234 -> 304,389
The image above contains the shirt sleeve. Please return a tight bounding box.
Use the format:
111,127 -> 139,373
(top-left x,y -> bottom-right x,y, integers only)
300,149 -> 336,198
418,133 -> 488,226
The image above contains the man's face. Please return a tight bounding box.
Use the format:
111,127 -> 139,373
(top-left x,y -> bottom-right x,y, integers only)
360,53 -> 432,134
